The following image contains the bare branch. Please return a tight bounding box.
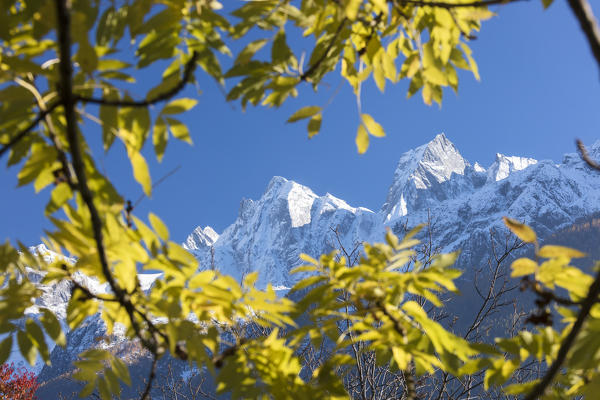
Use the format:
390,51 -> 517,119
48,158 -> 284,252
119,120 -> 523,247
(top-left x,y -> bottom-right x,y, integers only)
140,354 -> 158,400
54,0 -> 158,354
524,266 -> 600,400
566,0 -> 600,74
213,338 -> 247,368
392,0 -> 527,9
300,18 -> 347,81
577,139 -> 600,171
0,102 -> 61,159
76,51 -> 199,107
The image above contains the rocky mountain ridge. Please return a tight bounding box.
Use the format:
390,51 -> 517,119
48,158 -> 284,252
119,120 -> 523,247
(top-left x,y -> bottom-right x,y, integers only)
185,133 -> 600,288
10,133 -> 600,397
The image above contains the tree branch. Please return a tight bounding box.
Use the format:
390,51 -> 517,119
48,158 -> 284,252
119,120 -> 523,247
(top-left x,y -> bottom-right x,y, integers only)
566,0 -> 600,74
140,354 -> 158,400
0,102 -> 61,159
76,51 -> 199,107
392,0 -> 527,9
577,139 -> 600,170
54,0 -> 157,354
212,338 -> 247,368
524,266 -> 600,399
300,18 -> 347,81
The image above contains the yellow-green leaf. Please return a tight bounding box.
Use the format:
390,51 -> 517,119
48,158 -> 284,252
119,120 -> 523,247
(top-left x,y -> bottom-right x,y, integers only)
0,336 -> 12,365
287,106 -> 321,123
510,258 -> 538,277
356,124 -> 369,154
307,114 -> 322,139
361,113 -> 385,137
503,217 -> 537,243
153,117 -> 168,162
166,117 -> 192,144
161,98 -> 198,115
149,213 -> 169,241
538,245 -> 586,259
130,151 -> 152,197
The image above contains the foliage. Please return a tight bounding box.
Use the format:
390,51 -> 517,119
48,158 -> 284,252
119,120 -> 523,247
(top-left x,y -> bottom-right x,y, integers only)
0,363 -> 39,400
2,0 -> 600,400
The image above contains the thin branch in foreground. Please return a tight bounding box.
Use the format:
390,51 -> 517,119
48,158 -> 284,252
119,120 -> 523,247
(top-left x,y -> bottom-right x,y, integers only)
76,51 -> 199,107
300,18 -> 347,81
0,102 -> 61,159
54,0 -> 158,354
140,354 -> 158,400
577,138 -> 600,170
392,0 -> 527,9
523,266 -> 600,400
567,0 -> 600,75
524,140 -> 600,399
132,165 -> 182,209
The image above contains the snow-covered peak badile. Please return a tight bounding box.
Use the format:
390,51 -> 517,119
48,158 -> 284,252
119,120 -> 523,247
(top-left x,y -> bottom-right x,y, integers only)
192,176 -> 378,288
183,226 -> 219,252
487,153 -> 537,182
382,133 -> 473,220
413,133 -> 468,188
263,176 -> 318,228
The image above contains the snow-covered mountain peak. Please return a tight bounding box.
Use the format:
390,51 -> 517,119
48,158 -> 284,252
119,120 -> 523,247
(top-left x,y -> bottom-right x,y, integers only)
190,176 -> 378,287
415,133 -> 469,187
261,176 -> 319,228
184,226 -> 219,251
382,133 -> 471,220
487,153 -> 537,182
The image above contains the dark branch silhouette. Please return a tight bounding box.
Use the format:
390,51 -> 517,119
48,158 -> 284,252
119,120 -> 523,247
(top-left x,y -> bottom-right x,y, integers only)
392,0 -> 527,10
525,141 -> 600,400
76,51 -> 199,107
567,0 -> 600,75
0,102 -> 60,159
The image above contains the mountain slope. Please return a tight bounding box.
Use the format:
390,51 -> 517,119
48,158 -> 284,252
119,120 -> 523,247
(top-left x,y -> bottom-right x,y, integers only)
19,134 -> 600,398
186,134 -> 600,289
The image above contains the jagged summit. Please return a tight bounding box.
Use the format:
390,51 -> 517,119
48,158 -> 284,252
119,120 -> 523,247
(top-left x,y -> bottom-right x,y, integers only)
187,175 -> 377,287
19,135 -> 600,389
184,226 -> 219,252
382,133 -> 473,220
486,153 -> 537,182
381,135 -> 549,222
412,133 -> 469,188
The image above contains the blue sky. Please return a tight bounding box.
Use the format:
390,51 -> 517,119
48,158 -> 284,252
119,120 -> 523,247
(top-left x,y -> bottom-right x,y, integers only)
1,1 -> 599,246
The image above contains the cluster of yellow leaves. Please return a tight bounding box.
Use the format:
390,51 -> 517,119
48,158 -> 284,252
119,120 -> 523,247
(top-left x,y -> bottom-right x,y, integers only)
1,0 -> 589,399
477,218 -> 600,398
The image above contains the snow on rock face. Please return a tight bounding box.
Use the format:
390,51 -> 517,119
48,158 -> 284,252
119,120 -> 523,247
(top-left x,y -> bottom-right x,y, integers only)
183,135 -> 600,291
191,176 -> 378,288
486,153 -> 538,182
382,133 -> 476,220
14,134 -> 600,390
183,226 -> 219,252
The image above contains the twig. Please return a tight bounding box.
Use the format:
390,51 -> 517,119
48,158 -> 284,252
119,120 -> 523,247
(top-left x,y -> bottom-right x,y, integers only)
0,102 -> 61,159
76,52 -> 199,107
392,0 -> 527,9
566,0 -> 600,75
133,165 -> 181,209
140,354 -> 158,400
54,0 -> 157,354
212,338 -> 247,368
577,139 -> 600,170
300,18 -> 347,81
